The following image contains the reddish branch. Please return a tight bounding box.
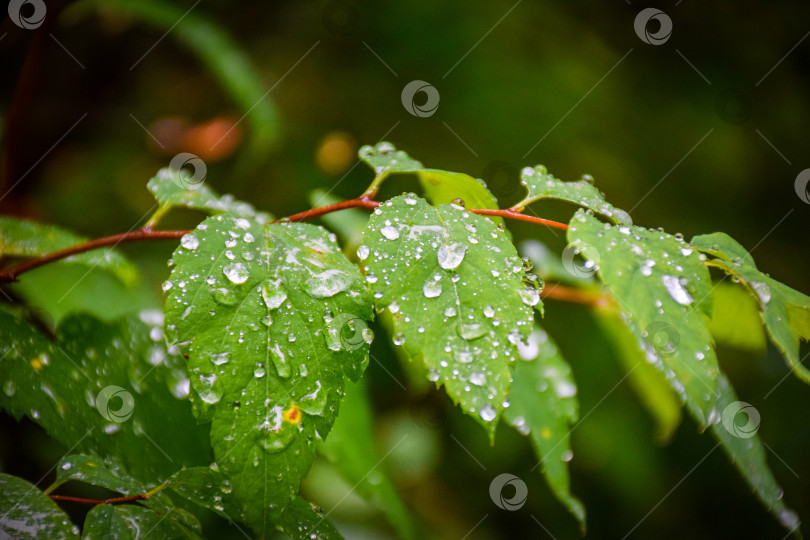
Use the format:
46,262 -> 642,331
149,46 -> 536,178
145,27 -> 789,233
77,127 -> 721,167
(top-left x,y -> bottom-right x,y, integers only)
541,282 -> 611,307
0,228 -> 189,283
280,196 -> 380,222
0,196 -> 569,285
472,209 -> 568,231
48,493 -> 150,506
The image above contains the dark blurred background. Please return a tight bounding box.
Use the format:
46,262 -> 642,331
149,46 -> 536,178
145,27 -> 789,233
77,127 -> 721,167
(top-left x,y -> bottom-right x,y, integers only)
1,1 -> 809,538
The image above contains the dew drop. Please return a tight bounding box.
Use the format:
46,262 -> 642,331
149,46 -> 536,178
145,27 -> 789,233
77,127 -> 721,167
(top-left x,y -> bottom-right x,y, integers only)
381,225 -> 400,240
262,279 -> 288,309
437,243 -> 467,270
304,269 -> 351,298
223,262 -> 249,284
181,234 -> 199,250
357,245 -> 370,260
480,404 -> 497,422
661,274 -> 694,305
423,280 -> 442,298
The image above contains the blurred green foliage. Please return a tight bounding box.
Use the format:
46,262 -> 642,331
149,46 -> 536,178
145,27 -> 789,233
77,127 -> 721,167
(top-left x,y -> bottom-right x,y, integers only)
1,1 -> 809,538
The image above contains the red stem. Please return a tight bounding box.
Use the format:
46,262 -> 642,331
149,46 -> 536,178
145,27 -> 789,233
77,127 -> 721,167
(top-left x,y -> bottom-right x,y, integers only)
48,493 -> 149,506
0,228 -> 189,283
279,196 -> 380,223
472,208 -> 568,230
0,197 -> 569,283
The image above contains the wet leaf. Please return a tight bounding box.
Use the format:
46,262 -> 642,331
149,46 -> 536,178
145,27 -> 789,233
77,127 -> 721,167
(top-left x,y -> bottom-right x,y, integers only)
82,504 -> 202,539
147,168 -> 273,223
504,327 -> 585,529
514,166 -> 632,225
362,195 -> 534,436
0,311 -> 209,483
0,473 -> 79,540
164,214 -> 372,535
693,232 -> 810,383
568,210 -> 718,426
358,142 -> 501,223
0,216 -> 138,285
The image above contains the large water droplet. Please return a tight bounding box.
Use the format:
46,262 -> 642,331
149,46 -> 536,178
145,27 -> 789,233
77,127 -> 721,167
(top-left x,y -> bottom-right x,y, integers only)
640,259 -> 656,277
458,322 -> 487,340
262,279 -> 288,308
518,288 -> 541,307
304,269 -> 351,298
437,243 -> 467,270
750,281 -> 771,304
381,225 -> 400,240
661,274 -> 694,305
223,262 -> 249,284
181,234 -> 199,250
211,287 -> 237,305
480,404 -> 497,422
469,372 -> 486,386
197,374 -> 222,404
357,244 -> 370,260
423,280 -> 442,298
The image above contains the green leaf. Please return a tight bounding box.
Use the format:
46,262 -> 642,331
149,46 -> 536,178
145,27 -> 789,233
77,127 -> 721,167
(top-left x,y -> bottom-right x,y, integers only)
514,166 -> 632,225
503,327 -> 585,528
358,142 -> 501,223
567,210 -> 719,426
0,311 -> 209,483
9,264 -> 159,326
361,194 -> 535,436
0,216 -> 138,285
0,473 -> 79,539
595,313 -> 682,442
708,374 -> 800,536
54,454 -> 146,495
275,497 -> 344,540
417,170 -> 500,211
167,466 -> 246,523
706,282 -> 767,353
146,168 -> 273,224
320,381 -> 417,539
164,214 -> 372,535
82,504 -> 203,540
692,232 -> 810,383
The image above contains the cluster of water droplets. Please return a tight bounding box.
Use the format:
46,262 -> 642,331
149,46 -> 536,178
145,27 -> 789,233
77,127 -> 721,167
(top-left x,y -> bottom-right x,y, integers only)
519,165 -> 632,225
362,194 -> 537,424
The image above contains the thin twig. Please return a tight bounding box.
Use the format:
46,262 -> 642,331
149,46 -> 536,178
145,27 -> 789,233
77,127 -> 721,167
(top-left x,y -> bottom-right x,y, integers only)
0,228 -> 189,283
48,493 -> 150,506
